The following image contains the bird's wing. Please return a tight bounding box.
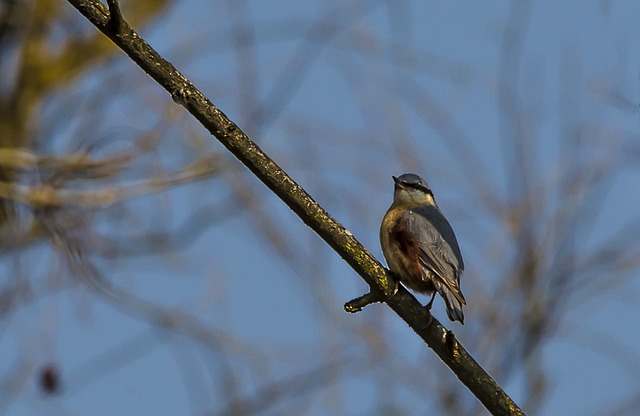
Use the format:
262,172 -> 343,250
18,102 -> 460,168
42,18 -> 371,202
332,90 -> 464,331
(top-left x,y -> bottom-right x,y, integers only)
403,205 -> 465,303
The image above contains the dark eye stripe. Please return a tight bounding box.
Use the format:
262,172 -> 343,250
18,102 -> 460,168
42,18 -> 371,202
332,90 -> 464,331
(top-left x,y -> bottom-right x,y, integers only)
403,181 -> 430,193
420,186 -> 433,195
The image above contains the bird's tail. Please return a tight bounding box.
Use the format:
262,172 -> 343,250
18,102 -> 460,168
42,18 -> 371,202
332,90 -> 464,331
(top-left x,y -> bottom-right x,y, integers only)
436,285 -> 466,324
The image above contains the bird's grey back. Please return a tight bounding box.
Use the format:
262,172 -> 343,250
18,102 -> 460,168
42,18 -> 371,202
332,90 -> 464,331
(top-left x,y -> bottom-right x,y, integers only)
408,204 -> 464,272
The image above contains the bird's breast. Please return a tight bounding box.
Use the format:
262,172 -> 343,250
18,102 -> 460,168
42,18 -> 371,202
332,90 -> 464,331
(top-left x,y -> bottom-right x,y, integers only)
380,207 -> 432,292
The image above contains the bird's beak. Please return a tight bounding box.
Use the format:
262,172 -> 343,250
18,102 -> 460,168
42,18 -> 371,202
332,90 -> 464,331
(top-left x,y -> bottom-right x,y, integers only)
392,176 -> 405,191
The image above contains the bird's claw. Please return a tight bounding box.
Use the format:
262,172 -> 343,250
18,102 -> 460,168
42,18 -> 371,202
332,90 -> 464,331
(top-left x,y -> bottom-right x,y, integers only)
424,292 -> 436,312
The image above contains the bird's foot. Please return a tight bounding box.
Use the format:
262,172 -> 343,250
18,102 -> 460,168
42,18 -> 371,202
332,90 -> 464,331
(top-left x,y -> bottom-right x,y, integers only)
424,292 -> 436,312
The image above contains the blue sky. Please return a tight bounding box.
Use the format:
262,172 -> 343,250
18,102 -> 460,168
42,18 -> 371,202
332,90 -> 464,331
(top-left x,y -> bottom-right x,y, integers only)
2,1 -> 640,415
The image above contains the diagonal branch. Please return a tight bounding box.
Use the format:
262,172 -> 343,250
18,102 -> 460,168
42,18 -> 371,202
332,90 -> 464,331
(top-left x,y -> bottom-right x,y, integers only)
64,1 -> 525,414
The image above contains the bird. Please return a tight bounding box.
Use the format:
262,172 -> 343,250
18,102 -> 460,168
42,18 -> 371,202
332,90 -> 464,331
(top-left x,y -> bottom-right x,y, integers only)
380,173 -> 466,324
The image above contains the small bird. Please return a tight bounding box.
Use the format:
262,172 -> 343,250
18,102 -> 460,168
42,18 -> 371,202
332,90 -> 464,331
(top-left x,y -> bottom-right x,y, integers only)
380,174 -> 466,323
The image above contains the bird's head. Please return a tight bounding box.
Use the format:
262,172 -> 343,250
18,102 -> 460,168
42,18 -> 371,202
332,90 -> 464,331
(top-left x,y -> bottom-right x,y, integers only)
392,173 -> 437,208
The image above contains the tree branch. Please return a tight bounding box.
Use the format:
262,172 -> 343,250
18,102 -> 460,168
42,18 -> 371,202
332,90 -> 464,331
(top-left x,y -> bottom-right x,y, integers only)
64,1 -> 525,414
